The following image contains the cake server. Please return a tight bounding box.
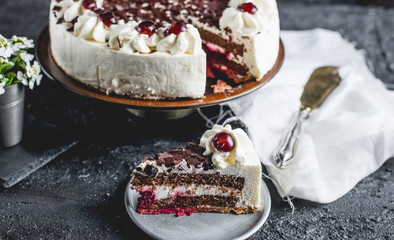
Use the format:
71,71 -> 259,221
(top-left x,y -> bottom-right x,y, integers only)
273,66 -> 341,169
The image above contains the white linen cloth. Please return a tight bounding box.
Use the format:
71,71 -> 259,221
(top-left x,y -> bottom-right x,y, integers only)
228,29 -> 394,203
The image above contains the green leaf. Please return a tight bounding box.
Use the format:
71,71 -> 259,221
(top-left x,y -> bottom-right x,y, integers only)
1,77 -> 10,86
15,52 -> 26,70
12,79 -> 22,85
6,72 -> 16,85
0,63 -> 14,73
18,60 -> 26,70
0,63 -> 7,72
3,63 -> 15,72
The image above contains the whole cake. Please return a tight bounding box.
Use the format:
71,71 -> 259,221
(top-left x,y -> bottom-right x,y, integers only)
130,125 -> 262,215
49,0 -> 279,99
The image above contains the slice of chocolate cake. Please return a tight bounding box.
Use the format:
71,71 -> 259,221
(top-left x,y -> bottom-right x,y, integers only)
130,124 -> 262,215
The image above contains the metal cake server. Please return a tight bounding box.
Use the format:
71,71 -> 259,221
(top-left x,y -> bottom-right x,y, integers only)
273,66 -> 342,169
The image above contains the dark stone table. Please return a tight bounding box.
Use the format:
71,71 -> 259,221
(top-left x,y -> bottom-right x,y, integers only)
0,0 -> 393,239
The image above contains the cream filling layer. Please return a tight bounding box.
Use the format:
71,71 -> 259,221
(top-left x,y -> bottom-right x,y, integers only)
139,185 -> 241,200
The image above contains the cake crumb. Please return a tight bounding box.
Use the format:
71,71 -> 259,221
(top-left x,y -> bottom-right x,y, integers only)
211,80 -> 232,93
176,211 -> 185,217
186,211 -> 193,216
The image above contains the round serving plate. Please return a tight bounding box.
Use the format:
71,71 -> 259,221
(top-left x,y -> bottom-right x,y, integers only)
35,27 -> 284,114
124,180 -> 271,240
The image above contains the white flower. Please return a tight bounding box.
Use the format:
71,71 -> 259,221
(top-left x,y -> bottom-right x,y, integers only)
19,51 -> 34,64
37,74 -> 43,86
25,62 -> 32,78
10,35 -> 34,52
0,35 -> 13,58
0,56 -> 10,64
0,81 -> 5,95
32,61 -> 42,86
29,78 -> 35,89
24,61 -> 42,89
17,71 -> 28,86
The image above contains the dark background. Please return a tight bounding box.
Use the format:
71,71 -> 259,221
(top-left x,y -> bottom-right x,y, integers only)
0,0 -> 393,239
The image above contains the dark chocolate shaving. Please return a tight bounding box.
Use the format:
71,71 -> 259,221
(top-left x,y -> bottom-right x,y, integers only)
71,16 -> 79,24
56,17 -> 65,24
137,142 -> 213,171
143,157 -> 155,162
53,6 -> 62,11
143,165 -> 158,178
100,0 -> 230,28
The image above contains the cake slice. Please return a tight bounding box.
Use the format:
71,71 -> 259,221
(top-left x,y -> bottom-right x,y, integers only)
130,124 -> 262,215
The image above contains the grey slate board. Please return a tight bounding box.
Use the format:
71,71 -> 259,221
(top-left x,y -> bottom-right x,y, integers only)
0,114 -> 78,188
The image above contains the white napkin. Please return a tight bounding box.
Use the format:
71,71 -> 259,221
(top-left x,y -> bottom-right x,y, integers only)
227,29 -> 394,204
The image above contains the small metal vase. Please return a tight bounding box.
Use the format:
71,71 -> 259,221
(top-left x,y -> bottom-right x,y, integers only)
0,84 -> 25,148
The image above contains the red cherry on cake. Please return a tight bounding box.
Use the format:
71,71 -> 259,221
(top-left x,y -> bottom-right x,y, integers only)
82,0 -> 97,11
99,11 -> 118,27
238,2 -> 258,14
136,21 -> 157,37
213,132 -> 235,152
166,21 -> 187,36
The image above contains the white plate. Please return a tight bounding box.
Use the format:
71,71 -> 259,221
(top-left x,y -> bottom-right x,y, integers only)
124,180 -> 271,240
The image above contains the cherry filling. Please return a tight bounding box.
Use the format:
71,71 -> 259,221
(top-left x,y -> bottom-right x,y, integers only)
213,132 -> 235,152
136,191 -> 195,216
202,42 -> 240,83
137,190 -> 155,210
136,21 -> 156,37
99,11 -> 118,27
166,21 -> 187,36
238,2 -> 258,14
82,0 -> 97,11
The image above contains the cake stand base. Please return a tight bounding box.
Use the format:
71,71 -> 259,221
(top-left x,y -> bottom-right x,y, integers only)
126,108 -> 195,120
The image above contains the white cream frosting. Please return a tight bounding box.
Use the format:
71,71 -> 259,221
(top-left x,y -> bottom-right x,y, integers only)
59,0 -> 103,22
220,0 -> 276,36
63,1 -> 81,22
107,21 -> 138,49
156,24 -> 202,55
55,0 -> 108,43
53,0 -> 203,55
108,21 -> 159,54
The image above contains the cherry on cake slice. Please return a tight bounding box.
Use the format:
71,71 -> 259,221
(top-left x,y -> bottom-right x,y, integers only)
130,125 -> 262,215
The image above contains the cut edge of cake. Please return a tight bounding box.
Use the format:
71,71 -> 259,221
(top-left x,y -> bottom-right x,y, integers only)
130,124 -> 262,215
